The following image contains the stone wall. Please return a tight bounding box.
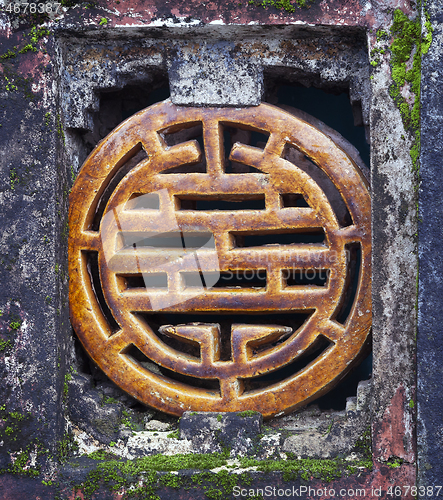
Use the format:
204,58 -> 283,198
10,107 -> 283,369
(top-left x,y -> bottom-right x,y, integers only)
0,0 -> 436,497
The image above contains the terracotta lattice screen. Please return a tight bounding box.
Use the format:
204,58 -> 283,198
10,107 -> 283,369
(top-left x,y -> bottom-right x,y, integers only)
69,101 -> 371,417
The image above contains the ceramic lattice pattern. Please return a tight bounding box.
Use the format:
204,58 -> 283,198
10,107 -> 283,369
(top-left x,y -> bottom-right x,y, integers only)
69,101 -> 371,417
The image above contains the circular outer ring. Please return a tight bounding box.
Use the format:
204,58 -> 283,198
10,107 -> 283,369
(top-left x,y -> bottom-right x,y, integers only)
69,100 -> 371,418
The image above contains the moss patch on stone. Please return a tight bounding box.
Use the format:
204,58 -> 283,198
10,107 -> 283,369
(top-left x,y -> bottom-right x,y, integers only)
237,410 -> 259,418
167,429 -> 180,439
71,449 -> 371,499
0,338 -> 13,352
6,446 -> 40,477
388,5 -> 434,316
389,7 -> 433,171
247,0 -> 313,14
0,408 -> 45,477
58,432 -> 78,463
0,408 -> 29,445
0,16 -> 50,98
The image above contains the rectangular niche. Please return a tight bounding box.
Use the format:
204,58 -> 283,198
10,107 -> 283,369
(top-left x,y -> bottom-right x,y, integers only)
60,25 -> 413,465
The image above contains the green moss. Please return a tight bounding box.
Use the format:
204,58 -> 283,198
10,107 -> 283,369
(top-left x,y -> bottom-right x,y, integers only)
28,25 -> 50,44
239,456 -> 342,482
237,410 -> 259,418
386,457 -> 404,468
63,372 -> 72,400
4,75 -> 17,92
376,29 -> 389,42
0,409 -> 43,477
187,470 -> 251,500
87,450 -> 119,460
389,7 -> 433,173
78,451 -> 230,497
58,432 -> 78,462
18,44 -> 38,54
103,395 -> 120,405
9,168 -> 19,190
72,445 -> 372,499
0,20 -> 48,98
422,12 -> 433,54
121,409 -> 140,431
9,320 -> 21,330
7,447 -> 40,477
56,114 -> 65,143
9,412 -> 25,421
216,414 -> 222,422
60,0 -> 80,6
0,49 -> 16,60
99,17 -> 108,25
247,0 -> 313,13
389,5 -> 433,316
354,426 -> 371,453
167,429 -> 180,439
391,64 -> 406,85
62,219 -> 69,241
322,419 -> 334,436
2,65 -> 33,98
409,399 -> 415,408
0,338 -> 13,352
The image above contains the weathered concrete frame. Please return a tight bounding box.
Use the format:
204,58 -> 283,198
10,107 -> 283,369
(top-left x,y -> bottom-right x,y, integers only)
57,21 -> 416,464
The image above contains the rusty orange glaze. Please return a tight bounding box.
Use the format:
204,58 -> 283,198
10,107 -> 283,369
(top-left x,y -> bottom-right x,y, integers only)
69,100 -> 371,418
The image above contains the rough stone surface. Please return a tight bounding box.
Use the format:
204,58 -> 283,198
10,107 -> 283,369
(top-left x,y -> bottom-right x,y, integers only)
67,373 -> 122,445
144,419 -> 172,432
168,42 -> 263,106
418,0 -> 443,486
282,380 -> 371,459
59,38 -> 166,130
0,35 -> 71,465
0,0 -> 423,491
180,411 -> 263,456
369,27 -> 417,467
59,26 -> 370,133
0,465 -> 418,500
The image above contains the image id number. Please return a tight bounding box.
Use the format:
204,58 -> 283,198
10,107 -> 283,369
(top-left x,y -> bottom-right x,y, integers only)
388,486 -> 442,497
5,3 -> 61,14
